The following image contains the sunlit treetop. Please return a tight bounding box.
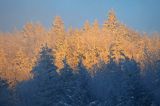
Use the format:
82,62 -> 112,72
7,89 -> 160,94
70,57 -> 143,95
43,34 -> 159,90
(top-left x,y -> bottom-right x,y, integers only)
103,9 -> 118,29
52,16 -> 65,31
83,20 -> 91,32
107,9 -> 117,25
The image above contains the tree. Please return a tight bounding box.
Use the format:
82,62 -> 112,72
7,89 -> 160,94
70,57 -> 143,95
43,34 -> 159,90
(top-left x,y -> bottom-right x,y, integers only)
103,9 -> 118,30
0,49 -> 7,78
56,59 -> 76,105
92,20 -> 99,34
0,77 -> 11,106
32,44 -> 57,77
51,16 -> 65,44
120,58 -> 152,106
153,60 -> 160,105
52,16 -> 67,69
109,42 -> 125,63
12,49 -> 32,82
76,58 -> 92,105
83,20 -> 91,32
90,59 -> 126,105
30,44 -> 58,106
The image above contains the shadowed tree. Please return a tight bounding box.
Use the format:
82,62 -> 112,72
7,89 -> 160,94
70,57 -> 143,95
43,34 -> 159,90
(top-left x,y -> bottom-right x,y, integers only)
15,44 -> 59,106
0,78 -> 11,106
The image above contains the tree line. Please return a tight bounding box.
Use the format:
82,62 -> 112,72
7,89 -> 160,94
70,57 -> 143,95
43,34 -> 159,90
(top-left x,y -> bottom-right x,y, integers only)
0,10 -> 160,106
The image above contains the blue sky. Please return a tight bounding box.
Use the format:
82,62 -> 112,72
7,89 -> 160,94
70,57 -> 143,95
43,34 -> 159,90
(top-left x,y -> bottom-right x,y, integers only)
0,0 -> 160,33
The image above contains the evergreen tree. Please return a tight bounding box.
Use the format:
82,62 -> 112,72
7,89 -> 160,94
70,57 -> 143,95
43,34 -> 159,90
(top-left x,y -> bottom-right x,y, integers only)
51,16 -> 65,45
76,58 -> 92,105
56,59 -> 76,105
103,9 -> 118,30
153,60 -> 160,105
52,16 -> 67,69
0,49 -> 7,78
12,49 -> 31,82
83,20 -> 91,32
30,44 -> 58,106
120,58 -> 152,106
0,78 -> 11,106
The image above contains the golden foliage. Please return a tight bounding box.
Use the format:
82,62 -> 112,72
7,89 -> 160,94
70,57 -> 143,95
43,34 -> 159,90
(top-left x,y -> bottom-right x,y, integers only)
0,10 -> 160,85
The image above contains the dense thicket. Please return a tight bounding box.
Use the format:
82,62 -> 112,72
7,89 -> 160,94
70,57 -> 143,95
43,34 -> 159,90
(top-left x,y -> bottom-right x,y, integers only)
0,10 -> 160,106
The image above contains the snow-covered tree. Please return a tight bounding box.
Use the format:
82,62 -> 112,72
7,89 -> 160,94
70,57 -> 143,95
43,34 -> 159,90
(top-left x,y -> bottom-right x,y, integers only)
23,44 -> 59,106
12,49 -> 32,82
90,59 -> 125,105
0,78 -> 11,106
0,49 -> 7,78
52,16 -> 67,69
142,59 -> 160,105
103,9 -> 118,30
33,44 -> 58,105
76,58 -> 92,105
120,58 -> 152,106
54,59 -> 77,105
83,20 -> 91,32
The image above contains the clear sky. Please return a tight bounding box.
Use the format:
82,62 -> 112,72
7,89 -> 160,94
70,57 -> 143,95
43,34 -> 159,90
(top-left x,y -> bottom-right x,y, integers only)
0,0 -> 160,33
